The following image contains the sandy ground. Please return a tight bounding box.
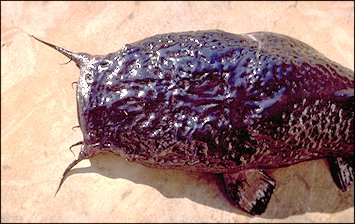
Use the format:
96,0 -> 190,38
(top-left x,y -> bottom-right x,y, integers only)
1,1 -> 354,222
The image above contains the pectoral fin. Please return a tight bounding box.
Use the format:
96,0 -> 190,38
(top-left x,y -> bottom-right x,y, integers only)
327,155 -> 354,192
221,169 -> 276,215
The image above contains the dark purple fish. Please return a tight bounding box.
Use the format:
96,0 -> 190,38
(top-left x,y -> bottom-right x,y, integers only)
32,30 -> 354,215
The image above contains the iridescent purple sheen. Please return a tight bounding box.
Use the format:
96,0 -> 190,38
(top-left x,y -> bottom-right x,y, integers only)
74,31 -> 353,173
31,31 -> 354,214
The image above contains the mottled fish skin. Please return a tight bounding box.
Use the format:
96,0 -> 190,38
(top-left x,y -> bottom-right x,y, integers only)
31,30 -> 354,215
75,30 -> 353,174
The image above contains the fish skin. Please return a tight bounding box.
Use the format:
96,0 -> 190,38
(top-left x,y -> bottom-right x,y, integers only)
31,30 -> 354,214
75,30 -> 353,174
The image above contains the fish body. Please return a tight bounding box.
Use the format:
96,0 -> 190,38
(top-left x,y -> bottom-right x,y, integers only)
32,30 -> 354,215
77,31 -> 353,172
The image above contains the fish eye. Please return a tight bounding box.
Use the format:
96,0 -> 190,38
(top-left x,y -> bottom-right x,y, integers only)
100,61 -> 110,66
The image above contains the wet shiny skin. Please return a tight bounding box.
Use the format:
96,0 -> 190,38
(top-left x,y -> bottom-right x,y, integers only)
76,30 -> 354,173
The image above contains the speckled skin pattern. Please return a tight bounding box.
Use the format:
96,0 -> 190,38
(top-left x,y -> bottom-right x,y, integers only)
74,30 -> 353,173
31,30 -> 353,215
